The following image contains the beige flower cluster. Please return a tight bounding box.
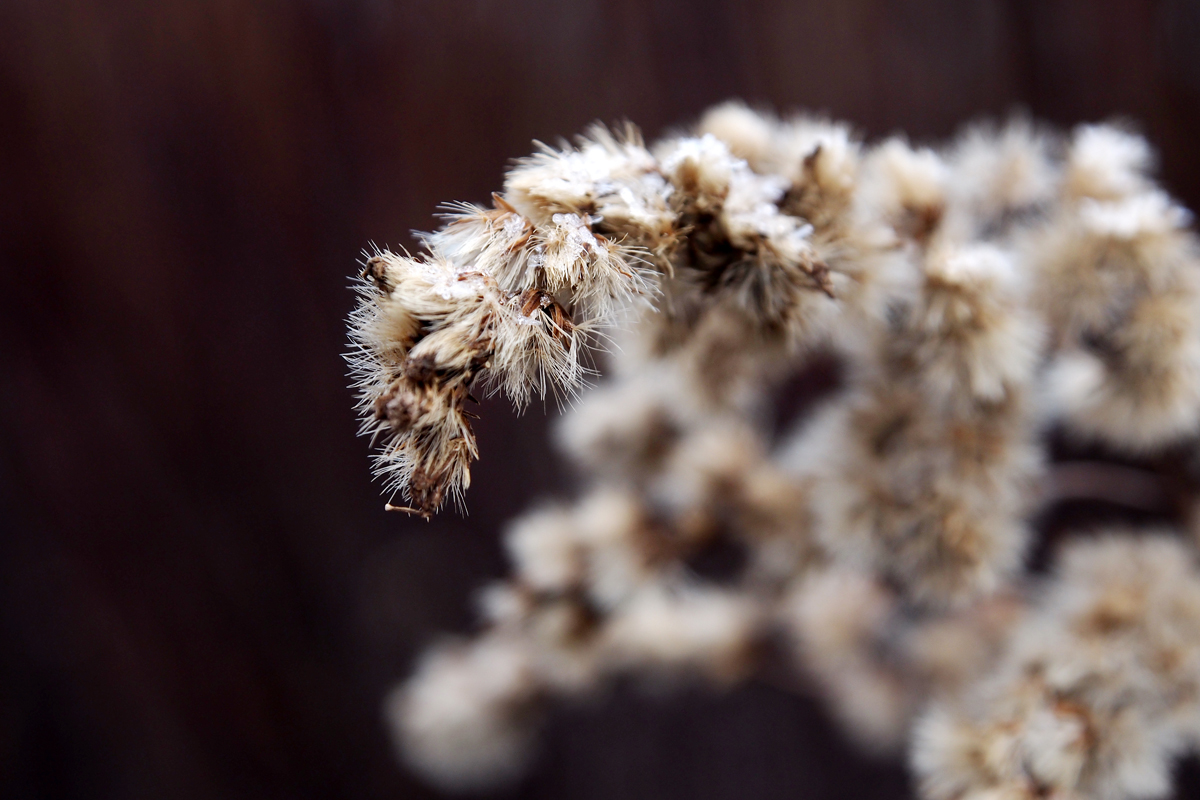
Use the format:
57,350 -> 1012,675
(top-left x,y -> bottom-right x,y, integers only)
349,103 -> 1200,797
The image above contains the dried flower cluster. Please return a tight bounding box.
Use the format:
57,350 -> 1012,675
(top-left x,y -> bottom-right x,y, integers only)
348,103 -> 1200,797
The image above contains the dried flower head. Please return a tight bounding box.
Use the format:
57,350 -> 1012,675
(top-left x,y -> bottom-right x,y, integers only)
351,103 -> 1200,797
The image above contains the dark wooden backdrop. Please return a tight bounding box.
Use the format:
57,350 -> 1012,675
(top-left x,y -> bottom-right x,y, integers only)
4,1 -> 1200,798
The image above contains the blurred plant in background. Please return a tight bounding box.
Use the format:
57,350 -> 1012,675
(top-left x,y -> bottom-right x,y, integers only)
349,102 -> 1200,799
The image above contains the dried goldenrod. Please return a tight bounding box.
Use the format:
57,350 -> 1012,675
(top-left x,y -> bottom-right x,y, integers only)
351,103 -> 1200,796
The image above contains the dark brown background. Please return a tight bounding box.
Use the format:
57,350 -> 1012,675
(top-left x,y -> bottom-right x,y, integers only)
4,1 -> 1200,798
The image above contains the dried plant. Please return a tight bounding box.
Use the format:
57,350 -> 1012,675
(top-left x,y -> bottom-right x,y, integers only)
348,102 -> 1200,797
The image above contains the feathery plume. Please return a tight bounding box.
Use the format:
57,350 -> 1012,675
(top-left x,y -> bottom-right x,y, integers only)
355,104 -> 1200,797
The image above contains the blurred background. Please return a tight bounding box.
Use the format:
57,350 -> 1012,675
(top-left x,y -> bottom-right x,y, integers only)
4,1 -> 1200,798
